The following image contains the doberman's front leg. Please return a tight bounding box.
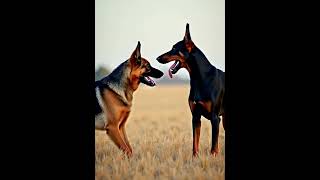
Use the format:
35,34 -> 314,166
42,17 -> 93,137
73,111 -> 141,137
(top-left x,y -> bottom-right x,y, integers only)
210,113 -> 221,157
192,104 -> 202,157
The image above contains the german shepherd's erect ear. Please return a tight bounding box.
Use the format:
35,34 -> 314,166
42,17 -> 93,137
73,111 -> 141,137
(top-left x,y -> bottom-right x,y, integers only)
184,23 -> 194,53
130,41 -> 142,66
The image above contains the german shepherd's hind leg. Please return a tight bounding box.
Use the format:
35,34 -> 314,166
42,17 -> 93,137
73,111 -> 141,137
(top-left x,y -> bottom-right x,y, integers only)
210,113 -> 221,157
191,104 -> 202,157
105,124 -> 132,156
95,113 -> 106,130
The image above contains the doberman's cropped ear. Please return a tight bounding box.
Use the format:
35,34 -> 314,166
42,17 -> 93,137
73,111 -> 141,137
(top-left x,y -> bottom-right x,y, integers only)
184,23 -> 192,43
130,41 -> 141,66
184,23 -> 194,53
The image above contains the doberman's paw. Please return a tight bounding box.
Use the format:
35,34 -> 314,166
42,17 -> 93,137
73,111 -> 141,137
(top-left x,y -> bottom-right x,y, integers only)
192,151 -> 199,158
210,148 -> 219,157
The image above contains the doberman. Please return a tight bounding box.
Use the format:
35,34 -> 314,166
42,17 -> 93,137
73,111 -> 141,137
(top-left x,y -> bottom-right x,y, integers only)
156,24 -> 225,157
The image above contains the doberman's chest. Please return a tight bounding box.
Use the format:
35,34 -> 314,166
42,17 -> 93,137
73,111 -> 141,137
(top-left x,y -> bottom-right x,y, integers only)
189,100 -> 213,120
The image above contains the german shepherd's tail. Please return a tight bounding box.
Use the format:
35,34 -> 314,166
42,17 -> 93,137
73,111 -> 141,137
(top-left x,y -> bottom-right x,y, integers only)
95,80 -> 103,115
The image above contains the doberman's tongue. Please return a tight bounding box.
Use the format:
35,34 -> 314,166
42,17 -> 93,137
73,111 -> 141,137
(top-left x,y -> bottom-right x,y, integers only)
169,69 -> 173,78
168,61 -> 179,78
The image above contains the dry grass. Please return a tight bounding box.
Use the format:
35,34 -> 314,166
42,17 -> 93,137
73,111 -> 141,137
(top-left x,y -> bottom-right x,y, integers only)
95,85 -> 225,180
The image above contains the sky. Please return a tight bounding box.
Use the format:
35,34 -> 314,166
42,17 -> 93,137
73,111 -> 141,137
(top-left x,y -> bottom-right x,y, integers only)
95,0 -> 224,80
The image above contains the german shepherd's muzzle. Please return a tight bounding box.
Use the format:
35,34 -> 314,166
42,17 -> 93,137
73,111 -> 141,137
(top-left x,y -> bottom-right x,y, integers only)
139,63 -> 163,86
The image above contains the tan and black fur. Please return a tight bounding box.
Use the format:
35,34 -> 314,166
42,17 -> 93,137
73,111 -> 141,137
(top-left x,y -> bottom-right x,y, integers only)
95,42 -> 163,156
157,24 -> 225,157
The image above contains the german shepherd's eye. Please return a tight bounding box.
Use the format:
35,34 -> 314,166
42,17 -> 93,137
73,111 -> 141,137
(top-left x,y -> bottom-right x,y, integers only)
145,63 -> 151,70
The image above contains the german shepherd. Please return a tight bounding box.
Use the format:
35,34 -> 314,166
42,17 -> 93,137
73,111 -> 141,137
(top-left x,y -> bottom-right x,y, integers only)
95,41 -> 163,156
156,24 -> 225,157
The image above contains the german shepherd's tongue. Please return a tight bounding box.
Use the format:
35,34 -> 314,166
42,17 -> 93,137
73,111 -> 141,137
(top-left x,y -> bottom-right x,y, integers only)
140,75 -> 156,86
169,61 -> 180,78
145,76 -> 155,86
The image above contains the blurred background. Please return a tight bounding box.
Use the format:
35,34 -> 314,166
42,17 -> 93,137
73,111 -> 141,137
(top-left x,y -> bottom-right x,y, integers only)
95,0 -> 224,83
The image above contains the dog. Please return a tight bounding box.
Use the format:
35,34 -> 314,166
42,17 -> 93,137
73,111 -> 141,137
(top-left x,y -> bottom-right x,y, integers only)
95,41 -> 163,156
156,24 -> 225,157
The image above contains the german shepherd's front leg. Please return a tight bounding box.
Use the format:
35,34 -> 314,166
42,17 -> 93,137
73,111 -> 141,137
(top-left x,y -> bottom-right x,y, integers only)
118,112 -> 132,154
210,113 -> 221,157
120,125 -> 132,154
191,103 -> 202,157
105,123 -> 131,156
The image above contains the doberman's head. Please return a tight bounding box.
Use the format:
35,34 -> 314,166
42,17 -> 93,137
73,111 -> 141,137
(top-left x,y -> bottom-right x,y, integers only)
129,41 -> 164,90
156,23 -> 195,78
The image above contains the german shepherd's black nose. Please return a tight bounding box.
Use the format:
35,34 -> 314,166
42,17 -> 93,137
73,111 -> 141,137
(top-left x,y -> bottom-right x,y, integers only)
156,57 -> 160,61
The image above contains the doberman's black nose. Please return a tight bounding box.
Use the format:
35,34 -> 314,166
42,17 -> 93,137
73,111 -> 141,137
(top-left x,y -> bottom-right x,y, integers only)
156,57 -> 160,61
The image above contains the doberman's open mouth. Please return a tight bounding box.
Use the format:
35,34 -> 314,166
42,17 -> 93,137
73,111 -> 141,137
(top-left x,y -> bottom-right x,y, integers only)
168,60 -> 181,78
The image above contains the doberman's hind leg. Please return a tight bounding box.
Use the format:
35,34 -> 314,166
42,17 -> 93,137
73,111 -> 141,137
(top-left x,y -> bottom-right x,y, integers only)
210,113 -> 221,157
222,113 -> 225,131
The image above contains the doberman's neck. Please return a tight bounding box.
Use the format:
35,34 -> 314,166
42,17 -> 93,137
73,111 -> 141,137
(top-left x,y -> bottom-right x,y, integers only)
186,46 -> 217,102
186,47 -> 216,83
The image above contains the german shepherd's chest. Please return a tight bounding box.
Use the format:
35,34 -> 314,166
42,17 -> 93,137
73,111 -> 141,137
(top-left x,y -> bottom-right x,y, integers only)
95,85 -> 133,130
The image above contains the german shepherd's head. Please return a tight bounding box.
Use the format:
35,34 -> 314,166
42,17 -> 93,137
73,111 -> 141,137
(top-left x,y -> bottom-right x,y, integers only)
156,23 -> 195,78
129,41 -> 164,90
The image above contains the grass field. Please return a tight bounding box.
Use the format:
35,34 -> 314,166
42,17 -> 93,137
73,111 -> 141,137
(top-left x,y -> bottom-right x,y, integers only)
95,85 -> 225,180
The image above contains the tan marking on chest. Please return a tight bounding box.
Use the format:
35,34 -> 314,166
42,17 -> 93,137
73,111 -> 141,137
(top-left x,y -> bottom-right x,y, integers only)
102,89 -> 131,126
198,101 -> 212,113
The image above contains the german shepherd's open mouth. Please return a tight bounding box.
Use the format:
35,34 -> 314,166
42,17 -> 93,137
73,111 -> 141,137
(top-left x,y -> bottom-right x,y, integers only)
140,66 -> 163,86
